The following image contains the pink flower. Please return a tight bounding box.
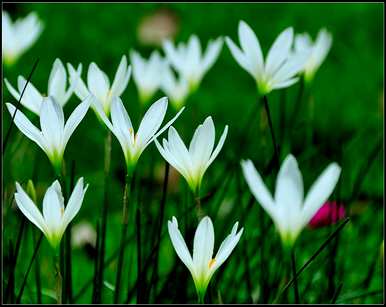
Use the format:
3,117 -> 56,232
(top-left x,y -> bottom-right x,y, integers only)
309,201 -> 345,229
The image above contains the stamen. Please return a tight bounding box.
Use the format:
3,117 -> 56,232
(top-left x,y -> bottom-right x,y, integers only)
208,258 -> 216,268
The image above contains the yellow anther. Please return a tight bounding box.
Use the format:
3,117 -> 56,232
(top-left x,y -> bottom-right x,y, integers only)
208,258 -> 216,269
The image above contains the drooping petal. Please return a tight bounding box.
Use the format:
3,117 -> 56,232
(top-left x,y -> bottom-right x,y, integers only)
14,182 -> 47,235
302,163 -> 341,227
61,177 -> 88,231
6,103 -> 47,152
225,37 -> 255,78
168,217 -> 194,272
17,76 -> 43,114
193,216 -> 215,274
241,160 -> 277,220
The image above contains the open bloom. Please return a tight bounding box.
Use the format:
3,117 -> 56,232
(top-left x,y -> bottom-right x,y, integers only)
168,216 -> 243,302
5,59 -> 77,115
155,116 -> 228,194
14,178 -> 88,249
68,55 -> 131,116
241,154 -> 341,248
130,50 -> 165,104
6,96 -> 90,174
163,35 -> 223,91
2,11 -> 43,65
93,96 -> 184,173
294,29 -> 333,82
161,63 -> 190,109
225,20 -> 308,95
308,201 -> 345,229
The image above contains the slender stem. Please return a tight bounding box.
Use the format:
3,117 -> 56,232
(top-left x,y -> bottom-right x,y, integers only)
16,233 -> 43,303
113,172 -> 133,303
97,131 -> 111,303
275,218 -> 350,301
195,193 -> 204,220
263,95 -> 280,169
149,163 -> 170,302
3,58 -> 39,153
54,253 -> 63,304
291,249 -> 300,304
92,221 -> 101,303
136,198 -> 142,303
33,230 -> 42,304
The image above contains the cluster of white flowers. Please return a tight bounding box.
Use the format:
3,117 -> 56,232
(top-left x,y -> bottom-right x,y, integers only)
4,11 -> 338,303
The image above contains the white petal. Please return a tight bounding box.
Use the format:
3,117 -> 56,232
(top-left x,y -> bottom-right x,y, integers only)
40,97 -> 64,151
166,126 -> 192,172
61,177 -> 88,231
110,55 -> 131,96
206,124 -> 228,168
190,117 -> 215,169
193,216 -> 215,274
271,52 -> 308,84
87,63 -> 110,102
239,21 -> 264,77
17,76 -> 43,115
275,154 -> 304,211
110,97 -> 134,147
63,96 -> 90,147
302,163 -> 341,226
67,63 -> 89,100
168,216 -> 194,272
48,59 -> 67,105
225,37 -> 255,78
14,182 -> 47,235
136,97 -> 168,147
265,27 -> 293,77
42,180 -> 64,235
241,160 -> 277,220
6,103 -> 47,152
202,37 -> 223,74
270,77 -> 299,90
213,224 -> 243,271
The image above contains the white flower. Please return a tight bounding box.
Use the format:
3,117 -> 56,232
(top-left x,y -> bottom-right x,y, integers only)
6,96 -> 90,174
163,35 -> 223,91
225,20 -> 308,95
168,216 -> 243,302
67,55 -> 131,116
2,11 -> 43,65
294,29 -> 333,82
155,116 -> 228,194
5,59 -> 76,115
161,64 -> 190,109
14,177 -> 88,249
241,154 -> 341,248
130,50 -> 165,104
92,96 -> 184,172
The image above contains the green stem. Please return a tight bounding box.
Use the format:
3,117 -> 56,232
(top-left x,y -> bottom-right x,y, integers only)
291,249 -> 300,304
113,172 -> 133,303
97,130 -> 111,302
263,95 -> 280,170
54,253 -> 63,304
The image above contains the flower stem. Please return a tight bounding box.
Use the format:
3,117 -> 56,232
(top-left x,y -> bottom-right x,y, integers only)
54,252 -> 63,304
149,162 -> 170,302
136,196 -> 142,303
96,130 -> 112,302
290,249 -> 300,304
113,172 -> 134,303
263,95 -> 280,169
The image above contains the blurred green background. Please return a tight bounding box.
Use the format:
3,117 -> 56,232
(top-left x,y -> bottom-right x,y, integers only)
2,3 -> 383,304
